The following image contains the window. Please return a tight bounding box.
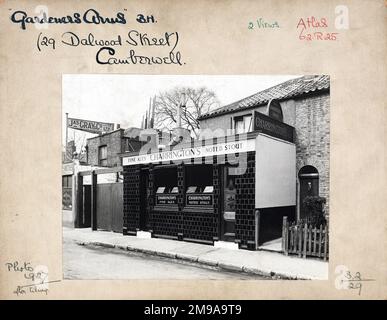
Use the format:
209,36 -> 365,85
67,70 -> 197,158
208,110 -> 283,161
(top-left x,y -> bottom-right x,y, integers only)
185,165 -> 213,206
98,145 -> 107,166
62,175 -> 72,210
234,114 -> 252,134
62,175 -> 72,188
154,166 -> 178,206
223,167 -> 236,215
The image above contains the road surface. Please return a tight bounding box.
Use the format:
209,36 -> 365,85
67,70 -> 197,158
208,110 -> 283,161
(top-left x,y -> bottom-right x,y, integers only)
63,238 -> 268,280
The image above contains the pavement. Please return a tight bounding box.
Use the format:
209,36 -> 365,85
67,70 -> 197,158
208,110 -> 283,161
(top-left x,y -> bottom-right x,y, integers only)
63,227 -> 328,280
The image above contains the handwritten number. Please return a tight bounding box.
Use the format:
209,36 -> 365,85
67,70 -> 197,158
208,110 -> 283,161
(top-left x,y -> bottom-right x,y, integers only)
36,33 -> 56,51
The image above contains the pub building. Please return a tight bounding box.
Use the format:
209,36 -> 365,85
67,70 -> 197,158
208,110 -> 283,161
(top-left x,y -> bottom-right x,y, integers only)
121,75 -> 330,250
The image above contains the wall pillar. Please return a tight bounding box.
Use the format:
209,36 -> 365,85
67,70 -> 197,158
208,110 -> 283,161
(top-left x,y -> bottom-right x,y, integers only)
91,170 -> 97,231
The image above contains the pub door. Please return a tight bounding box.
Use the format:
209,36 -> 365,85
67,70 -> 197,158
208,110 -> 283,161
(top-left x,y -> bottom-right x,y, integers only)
220,166 -> 236,242
139,169 -> 151,231
299,166 -> 319,219
82,185 -> 91,228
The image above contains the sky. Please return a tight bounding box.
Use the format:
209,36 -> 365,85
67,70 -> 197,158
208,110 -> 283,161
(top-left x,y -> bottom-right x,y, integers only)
62,74 -> 300,150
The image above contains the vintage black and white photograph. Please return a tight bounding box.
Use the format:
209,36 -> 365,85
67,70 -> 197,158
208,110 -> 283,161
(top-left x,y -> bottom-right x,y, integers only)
62,74 -> 330,280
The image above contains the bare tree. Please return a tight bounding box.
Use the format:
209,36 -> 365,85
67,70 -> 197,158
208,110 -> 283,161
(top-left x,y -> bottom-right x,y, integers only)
153,87 -> 220,138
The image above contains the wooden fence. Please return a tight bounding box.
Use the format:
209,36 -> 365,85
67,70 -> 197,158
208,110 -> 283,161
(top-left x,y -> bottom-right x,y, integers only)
282,216 -> 329,260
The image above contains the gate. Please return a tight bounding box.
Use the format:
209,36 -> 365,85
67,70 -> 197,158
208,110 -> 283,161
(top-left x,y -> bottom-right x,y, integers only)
77,167 -> 123,233
96,183 -> 123,232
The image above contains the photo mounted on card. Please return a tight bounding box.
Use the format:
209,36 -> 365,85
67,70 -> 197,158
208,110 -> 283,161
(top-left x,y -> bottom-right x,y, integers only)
0,0 -> 385,300
62,74 -> 329,279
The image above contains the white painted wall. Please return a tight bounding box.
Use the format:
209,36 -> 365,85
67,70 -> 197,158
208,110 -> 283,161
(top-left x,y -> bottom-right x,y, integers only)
255,134 -> 296,208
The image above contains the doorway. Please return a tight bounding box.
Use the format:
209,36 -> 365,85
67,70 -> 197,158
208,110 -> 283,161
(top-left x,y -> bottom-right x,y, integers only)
139,169 -> 150,231
220,166 -> 236,242
298,165 -> 319,219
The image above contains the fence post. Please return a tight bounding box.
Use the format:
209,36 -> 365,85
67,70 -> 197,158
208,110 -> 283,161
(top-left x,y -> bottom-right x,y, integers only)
282,216 -> 288,255
91,170 -> 97,231
323,224 -> 328,261
318,224 -> 323,258
303,223 -> 308,258
298,225 -> 302,257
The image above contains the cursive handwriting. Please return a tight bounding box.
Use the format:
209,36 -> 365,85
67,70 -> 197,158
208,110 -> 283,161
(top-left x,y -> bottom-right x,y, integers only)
297,17 -> 339,41
10,8 -> 127,30
96,47 -> 184,66
56,30 -> 184,66
5,261 -> 33,273
5,261 -> 61,296
248,18 -> 280,30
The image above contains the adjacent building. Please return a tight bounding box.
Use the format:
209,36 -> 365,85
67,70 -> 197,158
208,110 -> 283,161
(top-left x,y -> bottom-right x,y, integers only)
85,127 -> 144,167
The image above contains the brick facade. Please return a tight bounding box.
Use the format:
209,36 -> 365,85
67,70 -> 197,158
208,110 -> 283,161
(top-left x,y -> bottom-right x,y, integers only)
295,93 -> 330,214
87,129 -> 124,167
86,129 -> 144,168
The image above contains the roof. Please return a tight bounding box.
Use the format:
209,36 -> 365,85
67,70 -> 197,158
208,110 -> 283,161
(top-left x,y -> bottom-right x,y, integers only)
124,127 -> 142,139
199,75 -> 330,120
86,128 -> 124,141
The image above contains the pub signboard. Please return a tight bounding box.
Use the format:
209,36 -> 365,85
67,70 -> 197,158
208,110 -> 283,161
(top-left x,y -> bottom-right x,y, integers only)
254,111 -> 294,143
67,117 -> 115,134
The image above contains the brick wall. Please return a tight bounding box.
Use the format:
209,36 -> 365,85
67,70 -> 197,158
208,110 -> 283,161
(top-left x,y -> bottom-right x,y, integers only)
86,129 -> 123,167
295,93 -> 330,214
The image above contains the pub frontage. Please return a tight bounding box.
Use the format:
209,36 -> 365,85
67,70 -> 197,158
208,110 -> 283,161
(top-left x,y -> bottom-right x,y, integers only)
122,111 -> 296,250
121,75 -> 330,251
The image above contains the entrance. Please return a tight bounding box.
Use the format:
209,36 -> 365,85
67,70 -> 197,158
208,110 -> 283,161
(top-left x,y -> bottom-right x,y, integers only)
299,165 -> 319,219
139,169 -> 150,231
82,185 -> 91,228
220,166 -> 236,241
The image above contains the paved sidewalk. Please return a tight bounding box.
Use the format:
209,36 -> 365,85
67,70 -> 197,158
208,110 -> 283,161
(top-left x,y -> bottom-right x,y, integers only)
63,228 -> 328,280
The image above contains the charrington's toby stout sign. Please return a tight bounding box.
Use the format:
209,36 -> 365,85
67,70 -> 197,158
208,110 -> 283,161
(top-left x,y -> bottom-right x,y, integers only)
67,117 -> 115,134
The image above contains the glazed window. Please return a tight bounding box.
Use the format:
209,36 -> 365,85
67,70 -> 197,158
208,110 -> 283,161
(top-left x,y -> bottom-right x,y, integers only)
98,145 -> 107,166
234,114 -> 252,134
223,166 -> 237,218
62,175 -> 72,188
185,165 -> 213,206
154,167 -> 178,206
62,175 -> 72,210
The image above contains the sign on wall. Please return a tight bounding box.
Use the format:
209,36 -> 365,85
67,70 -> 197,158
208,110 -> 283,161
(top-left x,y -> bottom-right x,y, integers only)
254,111 -> 294,143
123,139 -> 256,166
186,194 -> 213,206
156,194 -> 178,205
67,117 -> 115,134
